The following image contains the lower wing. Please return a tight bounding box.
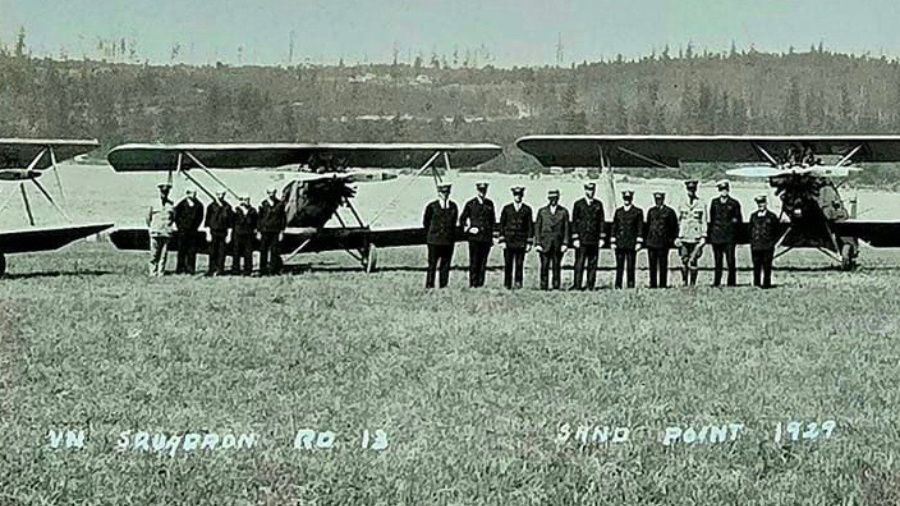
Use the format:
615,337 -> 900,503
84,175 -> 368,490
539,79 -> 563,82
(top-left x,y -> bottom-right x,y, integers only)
831,220 -> 900,247
109,226 -> 428,253
0,223 -> 113,254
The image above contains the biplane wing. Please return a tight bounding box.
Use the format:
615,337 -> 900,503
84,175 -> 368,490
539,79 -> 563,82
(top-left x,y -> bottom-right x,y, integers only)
109,226 -> 429,254
516,135 -> 900,167
0,223 -> 113,254
0,138 -> 100,169
831,221 -> 900,248
108,143 -> 503,171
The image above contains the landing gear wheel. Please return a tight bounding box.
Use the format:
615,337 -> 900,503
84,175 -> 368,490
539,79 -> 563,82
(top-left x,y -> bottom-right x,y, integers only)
364,244 -> 377,273
0,253 -> 5,277
840,243 -> 856,271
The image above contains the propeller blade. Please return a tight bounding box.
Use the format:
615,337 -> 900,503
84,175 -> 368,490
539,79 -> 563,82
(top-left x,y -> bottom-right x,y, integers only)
725,166 -> 785,178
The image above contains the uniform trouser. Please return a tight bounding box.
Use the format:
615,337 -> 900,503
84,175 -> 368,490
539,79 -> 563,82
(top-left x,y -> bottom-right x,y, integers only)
539,248 -> 563,290
208,233 -> 228,274
259,232 -> 282,275
678,242 -> 703,285
751,249 -> 774,288
232,233 -> 254,275
647,248 -> 671,288
503,247 -> 526,289
614,249 -> 637,288
712,243 -> 737,286
426,244 -> 454,288
149,236 -> 170,276
175,231 -> 198,274
467,241 -> 492,287
573,244 -> 600,289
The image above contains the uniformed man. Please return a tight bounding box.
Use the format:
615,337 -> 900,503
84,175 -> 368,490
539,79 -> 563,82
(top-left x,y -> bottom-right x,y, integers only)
423,183 -> 458,288
611,190 -> 643,289
174,189 -> 204,274
498,186 -> 533,289
569,182 -> 605,290
534,189 -> 569,290
147,183 -> 176,277
459,182 -> 496,288
204,190 -> 233,276
645,191 -> 678,288
708,180 -> 743,287
748,195 -> 780,288
675,180 -> 706,286
258,188 -> 286,275
231,195 -> 258,276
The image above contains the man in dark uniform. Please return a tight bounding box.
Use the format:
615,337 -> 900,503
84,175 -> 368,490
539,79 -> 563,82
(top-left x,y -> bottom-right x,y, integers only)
534,189 -> 569,290
498,186 -> 533,289
748,195 -> 780,288
644,191 -> 679,288
258,187 -> 286,275
459,182 -> 496,288
611,190 -> 643,289
708,180 -> 743,287
231,195 -> 258,276
174,189 -> 204,274
204,190 -> 233,276
423,183 -> 458,288
570,182 -> 606,290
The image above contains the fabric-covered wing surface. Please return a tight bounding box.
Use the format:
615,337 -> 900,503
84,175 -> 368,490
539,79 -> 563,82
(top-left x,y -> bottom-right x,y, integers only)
0,223 -> 112,254
832,221 -> 900,247
0,139 -> 101,170
108,143 -> 503,171
516,135 -> 900,168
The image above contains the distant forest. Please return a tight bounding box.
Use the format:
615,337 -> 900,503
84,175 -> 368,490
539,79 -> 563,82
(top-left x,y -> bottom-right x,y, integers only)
2,31 -> 900,187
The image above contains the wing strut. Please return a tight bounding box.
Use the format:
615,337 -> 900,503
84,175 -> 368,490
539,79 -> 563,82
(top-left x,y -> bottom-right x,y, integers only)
48,147 -> 67,207
183,151 -> 240,199
835,145 -> 863,168
368,150 -> 444,227
752,143 -> 781,167
598,145 -> 617,209
30,178 -> 71,222
19,184 -> 34,226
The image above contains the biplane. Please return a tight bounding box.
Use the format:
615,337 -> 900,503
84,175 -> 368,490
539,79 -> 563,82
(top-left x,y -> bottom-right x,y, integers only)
0,139 -> 113,277
106,142 -> 502,272
516,135 -> 900,270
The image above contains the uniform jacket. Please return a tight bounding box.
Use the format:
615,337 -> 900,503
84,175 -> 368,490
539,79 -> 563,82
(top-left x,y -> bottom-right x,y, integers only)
258,198 -> 287,233
423,199 -> 459,246
174,197 -> 204,232
499,202 -> 534,249
677,198 -> 706,243
459,197 -> 496,243
148,201 -> 175,238
748,210 -> 781,251
570,198 -> 606,245
611,205 -> 644,249
534,205 -> 570,250
233,205 -> 258,236
205,200 -> 234,234
645,205 -> 679,249
708,196 -> 743,245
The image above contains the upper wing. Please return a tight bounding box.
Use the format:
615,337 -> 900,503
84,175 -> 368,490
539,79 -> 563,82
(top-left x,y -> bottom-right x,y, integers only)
107,143 -> 503,172
831,220 -> 900,247
0,223 -> 113,254
516,135 -> 900,168
0,138 -> 101,169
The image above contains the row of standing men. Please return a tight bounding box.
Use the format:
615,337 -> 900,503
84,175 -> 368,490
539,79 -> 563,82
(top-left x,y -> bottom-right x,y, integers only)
423,179 -> 782,290
146,184 -> 288,277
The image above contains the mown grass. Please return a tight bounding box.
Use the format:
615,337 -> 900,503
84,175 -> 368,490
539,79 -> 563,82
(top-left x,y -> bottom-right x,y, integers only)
0,241 -> 898,505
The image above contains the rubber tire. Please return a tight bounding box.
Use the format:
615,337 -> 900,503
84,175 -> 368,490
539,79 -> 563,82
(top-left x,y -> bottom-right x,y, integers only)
840,243 -> 855,271
364,244 -> 377,274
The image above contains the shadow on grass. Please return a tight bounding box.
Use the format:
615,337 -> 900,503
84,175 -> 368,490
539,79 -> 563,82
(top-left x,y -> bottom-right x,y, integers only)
2,269 -> 114,280
280,263 -> 900,274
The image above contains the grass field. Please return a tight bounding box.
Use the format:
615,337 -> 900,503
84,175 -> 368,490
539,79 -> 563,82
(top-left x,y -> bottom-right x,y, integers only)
1,165 -> 900,505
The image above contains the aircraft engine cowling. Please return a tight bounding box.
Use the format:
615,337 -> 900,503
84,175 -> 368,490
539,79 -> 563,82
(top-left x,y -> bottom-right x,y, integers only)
282,177 -> 357,228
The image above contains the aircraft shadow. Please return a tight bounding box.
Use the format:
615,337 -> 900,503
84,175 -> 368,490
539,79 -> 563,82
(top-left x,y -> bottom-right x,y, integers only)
2,270 -> 114,280
282,264 -> 900,274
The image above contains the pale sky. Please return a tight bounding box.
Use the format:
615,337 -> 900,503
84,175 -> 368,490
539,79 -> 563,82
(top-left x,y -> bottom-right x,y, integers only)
2,0 -> 899,67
